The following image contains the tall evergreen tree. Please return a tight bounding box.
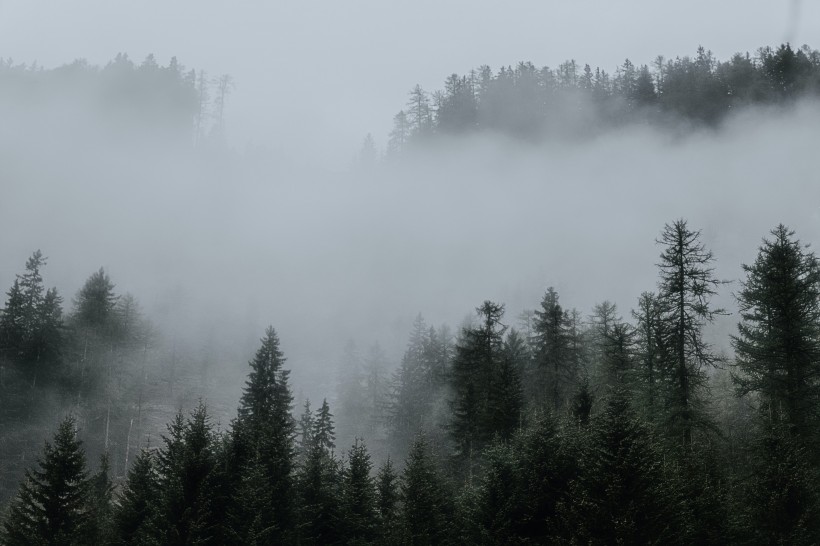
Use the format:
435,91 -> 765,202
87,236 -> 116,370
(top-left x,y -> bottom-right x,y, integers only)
341,439 -> 377,545
73,268 -> 118,330
531,288 -> 572,411
112,449 -> 158,545
375,458 -> 400,544
2,417 -> 91,545
449,301 -> 507,476
150,404 -> 220,545
561,391 -> 680,544
400,435 -> 451,545
656,219 -> 725,446
733,225 -> 820,440
234,326 -> 296,541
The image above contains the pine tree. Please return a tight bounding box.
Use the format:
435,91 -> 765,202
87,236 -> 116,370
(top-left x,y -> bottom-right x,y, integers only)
2,417 -> 91,545
733,225 -> 820,440
656,219 -> 725,446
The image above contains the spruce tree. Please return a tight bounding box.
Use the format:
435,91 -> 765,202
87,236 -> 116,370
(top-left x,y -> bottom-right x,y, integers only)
87,453 -> 114,544
400,435 -> 451,545
313,398 -> 336,454
234,326 -> 296,541
449,301 -> 507,476
73,267 -> 118,330
150,404 -> 219,545
733,225 -> 820,440
112,449 -> 158,545
562,392 -> 679,544
375,458 -> 400,544
2,417 -> 91,545
531,288 -> 572,411
297,439 -> 343,545
341,439 -> 377,545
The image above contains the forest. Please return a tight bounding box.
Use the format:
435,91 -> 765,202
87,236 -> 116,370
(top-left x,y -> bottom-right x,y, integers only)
2,43 -> 820,544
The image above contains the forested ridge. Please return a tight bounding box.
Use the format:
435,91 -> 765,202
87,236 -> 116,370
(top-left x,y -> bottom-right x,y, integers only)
2,220 -> 820,544
385,43 -> 820,152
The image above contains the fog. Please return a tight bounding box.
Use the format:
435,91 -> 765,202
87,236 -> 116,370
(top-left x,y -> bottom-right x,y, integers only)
3,88 -> 820,408
2,0 -> 820,424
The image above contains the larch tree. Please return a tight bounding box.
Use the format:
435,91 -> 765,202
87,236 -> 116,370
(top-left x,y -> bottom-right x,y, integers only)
656,219 -> 725,447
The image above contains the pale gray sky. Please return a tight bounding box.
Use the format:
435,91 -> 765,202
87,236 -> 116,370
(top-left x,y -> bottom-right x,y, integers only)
1,0 -> 816,166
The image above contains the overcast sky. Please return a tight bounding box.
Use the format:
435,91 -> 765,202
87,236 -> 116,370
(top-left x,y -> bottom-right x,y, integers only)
1,0 -> 817,166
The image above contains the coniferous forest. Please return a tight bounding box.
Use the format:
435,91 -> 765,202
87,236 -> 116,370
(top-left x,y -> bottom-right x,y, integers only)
2,41 -> 820,545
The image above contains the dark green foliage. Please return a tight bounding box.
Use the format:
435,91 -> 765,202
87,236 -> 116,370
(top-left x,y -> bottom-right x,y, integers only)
232,326 -> 296,542
632,291 -> 666,418
2,417 -> 91,545
0,251 -> 63,382
375,458 -> 400,544
741,431 -> 820,544
387,43 -> 820,151
150,404 -> 221,545
87,453 -> 113,545
573,377 -> 594,426
531,288 -> 574,412
297,442 -> 343,545
297,398 -> 315,462
449,301 -> 508,475
73,268 -> 118,331
112,449 -> 158,545
389,315 -> 451,458
400,435 -> 451,545
561,392 -> 680,544
341,439 -> 377,545
313,398 -> 336,453
733,225 -> 820,441
510,413 -> 576,542
486,331 -> 524,441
